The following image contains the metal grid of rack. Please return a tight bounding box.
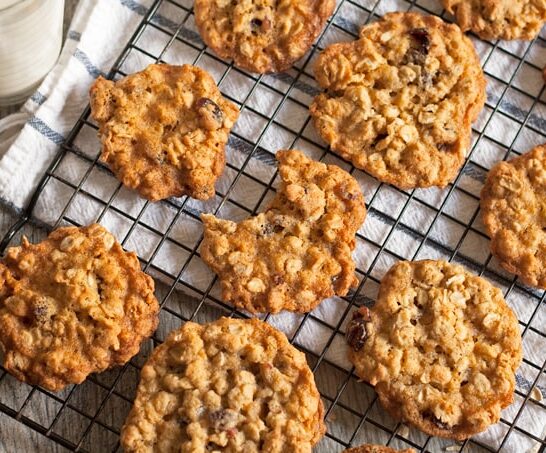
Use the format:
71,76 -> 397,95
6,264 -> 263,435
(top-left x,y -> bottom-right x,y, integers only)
0,0 -> 545,451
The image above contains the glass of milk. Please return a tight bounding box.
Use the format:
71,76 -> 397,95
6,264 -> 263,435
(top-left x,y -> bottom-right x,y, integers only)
0,0 -> 65,106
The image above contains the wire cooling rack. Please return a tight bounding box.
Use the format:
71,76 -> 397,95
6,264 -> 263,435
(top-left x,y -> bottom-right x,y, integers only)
1,0 -> 546,452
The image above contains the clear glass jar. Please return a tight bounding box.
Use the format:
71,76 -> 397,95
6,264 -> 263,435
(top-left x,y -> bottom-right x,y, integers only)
0,0 -> 65,106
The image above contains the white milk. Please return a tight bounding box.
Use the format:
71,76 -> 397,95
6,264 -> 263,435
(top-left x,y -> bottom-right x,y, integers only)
0,0 -> 65,106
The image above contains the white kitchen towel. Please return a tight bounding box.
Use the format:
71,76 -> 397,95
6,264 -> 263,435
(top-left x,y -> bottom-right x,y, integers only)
0,0 -> 546,451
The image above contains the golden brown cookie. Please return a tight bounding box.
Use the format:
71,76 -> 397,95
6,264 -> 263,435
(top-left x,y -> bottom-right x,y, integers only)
442,0 -> 546,40
194,0 -> 336,73
121,317 -> 325,452
480,145 -> 546,288
90,64 -> 239,201
347,260 -> 522,440
200,149 -> 366,314
345,445 -> 415,453
0,224 -> 159,392
310,12 -> 486,189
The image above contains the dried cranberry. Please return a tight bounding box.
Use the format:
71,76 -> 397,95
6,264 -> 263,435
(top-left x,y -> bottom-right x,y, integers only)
195,97 -> 223,123
250,17 -> 271,32
437,142 -> 454,152
262,223 -> 284,236
346,307 -> 371,351
421,70 -> 433,87
371,132 -> 388,148
424,412 -> 451,430
404,28 -> 430,67
179,416 -> 190,426
209,408 -> 238,431
32,304 -> 50,323
409,28 -> 430,55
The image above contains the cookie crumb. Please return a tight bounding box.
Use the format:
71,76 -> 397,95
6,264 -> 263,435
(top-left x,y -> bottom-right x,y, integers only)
531,386 -> 543,402
398,424 -> 410,438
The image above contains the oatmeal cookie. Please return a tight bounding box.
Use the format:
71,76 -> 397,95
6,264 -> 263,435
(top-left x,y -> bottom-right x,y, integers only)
0,224 -> 159,392
480,145 -> 546,288
310,12 -> 486,189
347,260 -> 522,440
90,64 -> 239,201
345,445 -> 414,453
194,0 -> 335,73
200,150 -> 366,314
121,317 -> 325,452
442,0 -> 546,40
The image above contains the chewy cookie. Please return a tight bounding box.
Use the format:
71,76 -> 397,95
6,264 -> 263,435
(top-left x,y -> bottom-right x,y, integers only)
194,0 -> 335,73
480,145 -> 546,289
347,260 -> 522,440
0,224 -> 159,391
200,150 -> 366,314
310,12 -> 486,189
90,64 -> 239,201
345,445 -> 414,453
442,0 -> 546,40
121,317 -> 325,452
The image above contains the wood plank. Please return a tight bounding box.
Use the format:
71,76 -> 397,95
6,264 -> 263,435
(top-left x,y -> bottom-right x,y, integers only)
0,412 -> 69,453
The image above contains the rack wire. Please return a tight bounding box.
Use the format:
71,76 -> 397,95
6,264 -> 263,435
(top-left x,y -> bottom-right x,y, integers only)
1,0 -> 546,451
